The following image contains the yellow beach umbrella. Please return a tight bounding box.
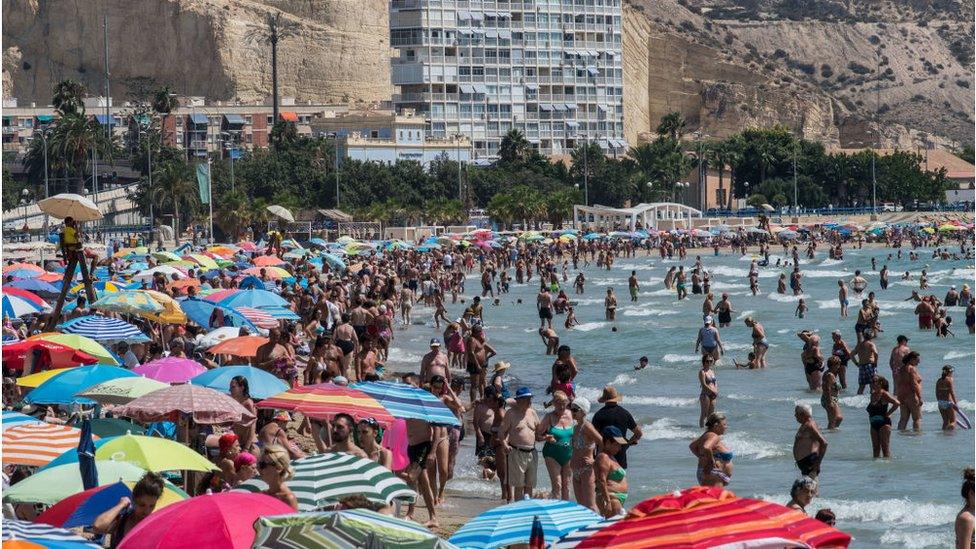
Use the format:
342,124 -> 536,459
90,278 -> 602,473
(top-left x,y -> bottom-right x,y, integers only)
16,368 -> 71,388
26,333 -> 118,365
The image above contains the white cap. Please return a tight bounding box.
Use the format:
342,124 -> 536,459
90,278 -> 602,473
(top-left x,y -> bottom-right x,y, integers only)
704,315 -> 713,325
571,397 -> 591,415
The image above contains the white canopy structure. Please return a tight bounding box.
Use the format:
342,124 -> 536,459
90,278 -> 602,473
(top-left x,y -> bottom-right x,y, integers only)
573,202 -> 703,231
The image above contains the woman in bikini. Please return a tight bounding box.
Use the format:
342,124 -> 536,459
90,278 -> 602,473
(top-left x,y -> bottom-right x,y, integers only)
798,331 -> 824,391
569,397 -> 601,511
744,316 -> 768,368
821,356 -> 844,429
690,412 -> 733,487
595,426 -> 629,518
936,365 -> 959,431
866,375 -> 900,459
698,355 -> 718,428
358,417 -> 392,468
429,375 -> 465,505
536,390 -> 574,501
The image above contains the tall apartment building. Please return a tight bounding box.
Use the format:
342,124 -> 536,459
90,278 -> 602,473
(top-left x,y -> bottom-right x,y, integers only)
390,0 -> 626,159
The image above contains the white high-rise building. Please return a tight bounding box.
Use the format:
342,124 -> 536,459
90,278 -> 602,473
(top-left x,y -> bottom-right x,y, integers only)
390,0 -> 626,159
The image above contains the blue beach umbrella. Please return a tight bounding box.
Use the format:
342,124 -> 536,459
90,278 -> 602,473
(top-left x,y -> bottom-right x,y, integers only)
58,315 -> 150,344
320,252 -> 347,271
190,365 -> 288,400
449,499 -> 602,549
180,299 -> 259,332
308,237 -> 329,248
215,288 -> 290,310
1,409 -> 43,431
24,365 -> 138,406
4,279 -> 60,293
351,381 -> 461,426
2,519 -> 101,548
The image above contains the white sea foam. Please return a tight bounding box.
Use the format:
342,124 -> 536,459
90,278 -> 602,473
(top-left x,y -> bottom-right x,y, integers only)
661,353 -> 703,364
803,269 -> 852,278
878,530 -> 952,548
757,495 -> 956,527
819,258 -> 845,266
944,349 -> 975,360
735,309 -> 755,320
723,342 -> 754,352
721,432 -> 788,459
642,418 -> 698,441
574,321 -> 608,332
767,293 -> 808,303
622,307 -> 679,317
386,349 -> 423,364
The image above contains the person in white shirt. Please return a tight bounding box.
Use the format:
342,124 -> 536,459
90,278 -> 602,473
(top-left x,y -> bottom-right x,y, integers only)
117,342 -> 141,369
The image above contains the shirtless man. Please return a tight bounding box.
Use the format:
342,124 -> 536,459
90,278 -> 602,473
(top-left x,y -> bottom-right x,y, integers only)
356,338 -> 378,381
420,339 -> 451,385
473,386 -> 499,460
792,404 -> 828,479
537,286 -> 554,329
850,270 -> 868,295
399,285 -> 414,325
539,326 -> 559,355
498,388 -> 541,501
404,416 -> 438,527
348,300 -> 373,344
888,335 -> 911,388
465,325 -> 496,403
915,297 -> 935,331
789,267 -> 803,295
852,329 -> 879,395
837,280 -> 849,318
715,293 -> 734,328
333,313 -> 359,380
628,271 -> 639,302
254,327 -> 291,374
310,413 -> 368,458
896,351 -> 923,432
854,300 -> 873,343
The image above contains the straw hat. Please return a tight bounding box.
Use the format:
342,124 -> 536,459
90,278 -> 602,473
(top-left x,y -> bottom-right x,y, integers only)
493,361 -> 511,373
597,385 -> 621,404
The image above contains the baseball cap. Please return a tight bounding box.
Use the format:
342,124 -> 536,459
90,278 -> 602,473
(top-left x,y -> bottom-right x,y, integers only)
601,425 -> 629,445
571,396 -> 591,415
515,387 -> 533,399
429,338 -> 441,347
704,316 -> 713,325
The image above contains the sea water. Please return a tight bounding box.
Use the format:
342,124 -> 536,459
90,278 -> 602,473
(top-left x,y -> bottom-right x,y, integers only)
386,247 -> 975,548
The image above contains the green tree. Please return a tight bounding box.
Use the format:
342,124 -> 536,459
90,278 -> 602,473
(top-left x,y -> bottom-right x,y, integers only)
498,129 -> 533,165
656,112 -> 687,140
245,11 -> 299,122
544,187 -> 583,228
150,157 -> 198,237
151,87 -> 179,115
52,80 -> 87,116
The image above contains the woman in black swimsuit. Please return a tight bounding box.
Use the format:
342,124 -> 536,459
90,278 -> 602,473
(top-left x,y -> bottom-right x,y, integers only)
866,375 -> 900,459
93,472 -> 165,548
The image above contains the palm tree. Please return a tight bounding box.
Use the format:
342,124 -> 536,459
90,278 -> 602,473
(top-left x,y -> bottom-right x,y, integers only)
498,129 -> 532,165
151,158 -> 198,238
722,136 -> 744,209
486,192 -> 516,230
656,112 -> 686,140
545,187 -> 582,228
52,80 -> 87,116
214,191 -> 253,241
246,11 -> 299,123
45,113 -> 111,193
151,87 -> 179,115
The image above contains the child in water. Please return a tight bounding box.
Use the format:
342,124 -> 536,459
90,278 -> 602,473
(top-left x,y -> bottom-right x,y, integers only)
734,352 -> 760,370
564,306 -> 580,329
795,299 -> 808,319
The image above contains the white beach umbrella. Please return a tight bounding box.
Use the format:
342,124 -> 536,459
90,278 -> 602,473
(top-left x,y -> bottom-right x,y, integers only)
266,205 -> 295,223
38,194 -> 103,221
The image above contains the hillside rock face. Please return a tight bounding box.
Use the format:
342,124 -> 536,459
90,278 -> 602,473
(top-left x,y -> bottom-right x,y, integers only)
3,0 -> 971,148
1,0 -> 393,106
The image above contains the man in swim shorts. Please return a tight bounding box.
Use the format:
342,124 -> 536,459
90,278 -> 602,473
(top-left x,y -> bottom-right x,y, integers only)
792,404 -> 828,479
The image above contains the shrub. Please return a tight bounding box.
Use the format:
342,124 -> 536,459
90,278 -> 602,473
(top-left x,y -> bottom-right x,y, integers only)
957,79 -> 971,88
848,62 -> 872,75
868,35 -> 881,45
820,64 -> 834,78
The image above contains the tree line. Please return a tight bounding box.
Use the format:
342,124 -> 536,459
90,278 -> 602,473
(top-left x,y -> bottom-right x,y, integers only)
8,80 -> 954,238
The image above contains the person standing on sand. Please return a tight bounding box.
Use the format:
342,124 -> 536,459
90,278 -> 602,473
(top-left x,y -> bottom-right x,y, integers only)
591,386 -> 642,469
420,338 -> 450,386
537,390 -> 574,501
499,387 -> 540,501
792,404 -> 828,479
896,351 -> 923,432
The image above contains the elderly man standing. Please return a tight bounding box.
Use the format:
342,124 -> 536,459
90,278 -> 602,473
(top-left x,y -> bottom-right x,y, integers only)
792,404 -> 828,479
498,387 -> 540,501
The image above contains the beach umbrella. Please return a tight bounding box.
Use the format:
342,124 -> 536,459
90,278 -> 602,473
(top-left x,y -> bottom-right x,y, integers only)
308,238 -> 329,248
214,288 -> 290,310
759,203 -> 775,212
4,279 -> 60,293
75,377 -> 168,405
36,481 -> 187,529
3,286 -> 49,307
690,229 -> 712,238
4,461 -> 161,506
58,315 -> 150,344
209,335 -> 269,357
1,409 -> 42,431
88,418 -> 147,438
117,492 -> 296,549
23,333 -> 109,362
257,383 -> 396,425
195,326 -> 249,349
243,266 -> 292,279
87,433 -> 218,472
319,253 -> 347,272
448,499 -> 602,549
551,518 -> 622,548
778,229 -> 800,239
2,292 -> 51,317
132,356 -> 207,384
38,193 -> 102,221
2,339 -> 100,371
69,280 -> 130,295
3,262 -> 45,276
190,365 -> 288,400
350,381 -> 460,426
182,254 -> 220,271
567,486 -> 851,548
168,278 -> 201,292
91,290 -> 164,316
1,423 -> 97,466
252,509 -> 457,549
152,251 -> 183,262
1,519 -> 101,548
180,300 -> 259,333
253,255 -> 287,267
116,383 -> 256,425
3,268 -> 44,279
235,306 -> 281,329
235,453 -> 416,510
24,365 -> 137,405
138,290 -> 188,324
267,205 -> 296,223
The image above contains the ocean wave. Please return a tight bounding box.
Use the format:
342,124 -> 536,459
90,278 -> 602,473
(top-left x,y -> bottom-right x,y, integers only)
574,321 -> 608,332
386,349 -> 423,365
944,349 -> 975,360
622,307 -> 679,317
735,309 -> 755,320
662,353 -> 703,364
757,495 -> 956,527
642,418 -> 698,441
767,293 -> 808,303
819,258 -> 845,266
803,269 -> 852,278
721,432 -> 788,459
879,530 -> 952,548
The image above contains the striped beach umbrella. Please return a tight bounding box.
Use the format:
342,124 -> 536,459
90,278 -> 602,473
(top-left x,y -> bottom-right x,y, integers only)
3,287 -> 48,307
3,262 -> 45,276
448,499 -> 602,549
569,486 -> 852,548
235,453 -> 416,510
2,423 -> 99,466
2,519 -> 101,548
252,509 -> 458,549
551,518 -> 622,548
182,253 -> 220,270
58,315 -> 150,344
257,383 -> 396,426
91,290 -> 165,316
235,306 -> 280,329
1,410 -> 43,431
2,292 -> 51,318
351,381 -> 461,426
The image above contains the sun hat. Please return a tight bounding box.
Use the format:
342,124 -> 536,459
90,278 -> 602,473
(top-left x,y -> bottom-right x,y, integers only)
597,386 -> 621,404
493,361 -> 511,373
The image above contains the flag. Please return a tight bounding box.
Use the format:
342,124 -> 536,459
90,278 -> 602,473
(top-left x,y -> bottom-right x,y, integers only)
196,162 -> 211,204
529,515 -> 545,549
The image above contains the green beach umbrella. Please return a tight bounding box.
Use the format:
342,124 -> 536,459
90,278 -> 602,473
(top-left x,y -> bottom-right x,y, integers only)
88,418 -> 147,438
94,433 -> 218,473
234,452 -> 415,511
75,377 -> 169,405
253,509 -> 459,549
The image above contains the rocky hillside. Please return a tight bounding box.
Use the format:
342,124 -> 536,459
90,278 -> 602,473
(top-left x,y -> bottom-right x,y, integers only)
3,0 -> 972,148
623,0 -> 974,147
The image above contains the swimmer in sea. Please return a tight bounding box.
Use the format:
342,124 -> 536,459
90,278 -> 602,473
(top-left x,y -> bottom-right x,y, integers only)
564,306 -> 580,329
795,298 -> 808,319
635,356 -> 649,371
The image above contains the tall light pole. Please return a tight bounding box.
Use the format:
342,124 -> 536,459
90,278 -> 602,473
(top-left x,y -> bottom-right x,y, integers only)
41,128 -> 51,241
792,140 -> 799,222
329,132 -> 340,208
220,131 -> 237,191
138,121 -> 154,241
582,140 -> 589,206
454,133 -> 464,202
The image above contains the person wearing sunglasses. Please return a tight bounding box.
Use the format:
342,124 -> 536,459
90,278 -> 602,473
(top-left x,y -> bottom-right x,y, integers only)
257,444 -> 298,511
357,418 -> 391,469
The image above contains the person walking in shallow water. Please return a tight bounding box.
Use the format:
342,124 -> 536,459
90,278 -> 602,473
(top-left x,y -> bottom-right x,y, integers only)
866,375 -> 899,459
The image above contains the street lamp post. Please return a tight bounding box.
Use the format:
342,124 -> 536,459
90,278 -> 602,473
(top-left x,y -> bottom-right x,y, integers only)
329,132 -> 340,208
41,128 -> 50,243
582,140 -> 589,206
792,141 -> 799,222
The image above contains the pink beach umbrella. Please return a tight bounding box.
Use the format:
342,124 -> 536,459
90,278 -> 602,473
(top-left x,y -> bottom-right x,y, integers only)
133,357 -> 207,384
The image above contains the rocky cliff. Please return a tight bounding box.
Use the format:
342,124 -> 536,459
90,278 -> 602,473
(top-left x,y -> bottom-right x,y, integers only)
3,0 -> 972,148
